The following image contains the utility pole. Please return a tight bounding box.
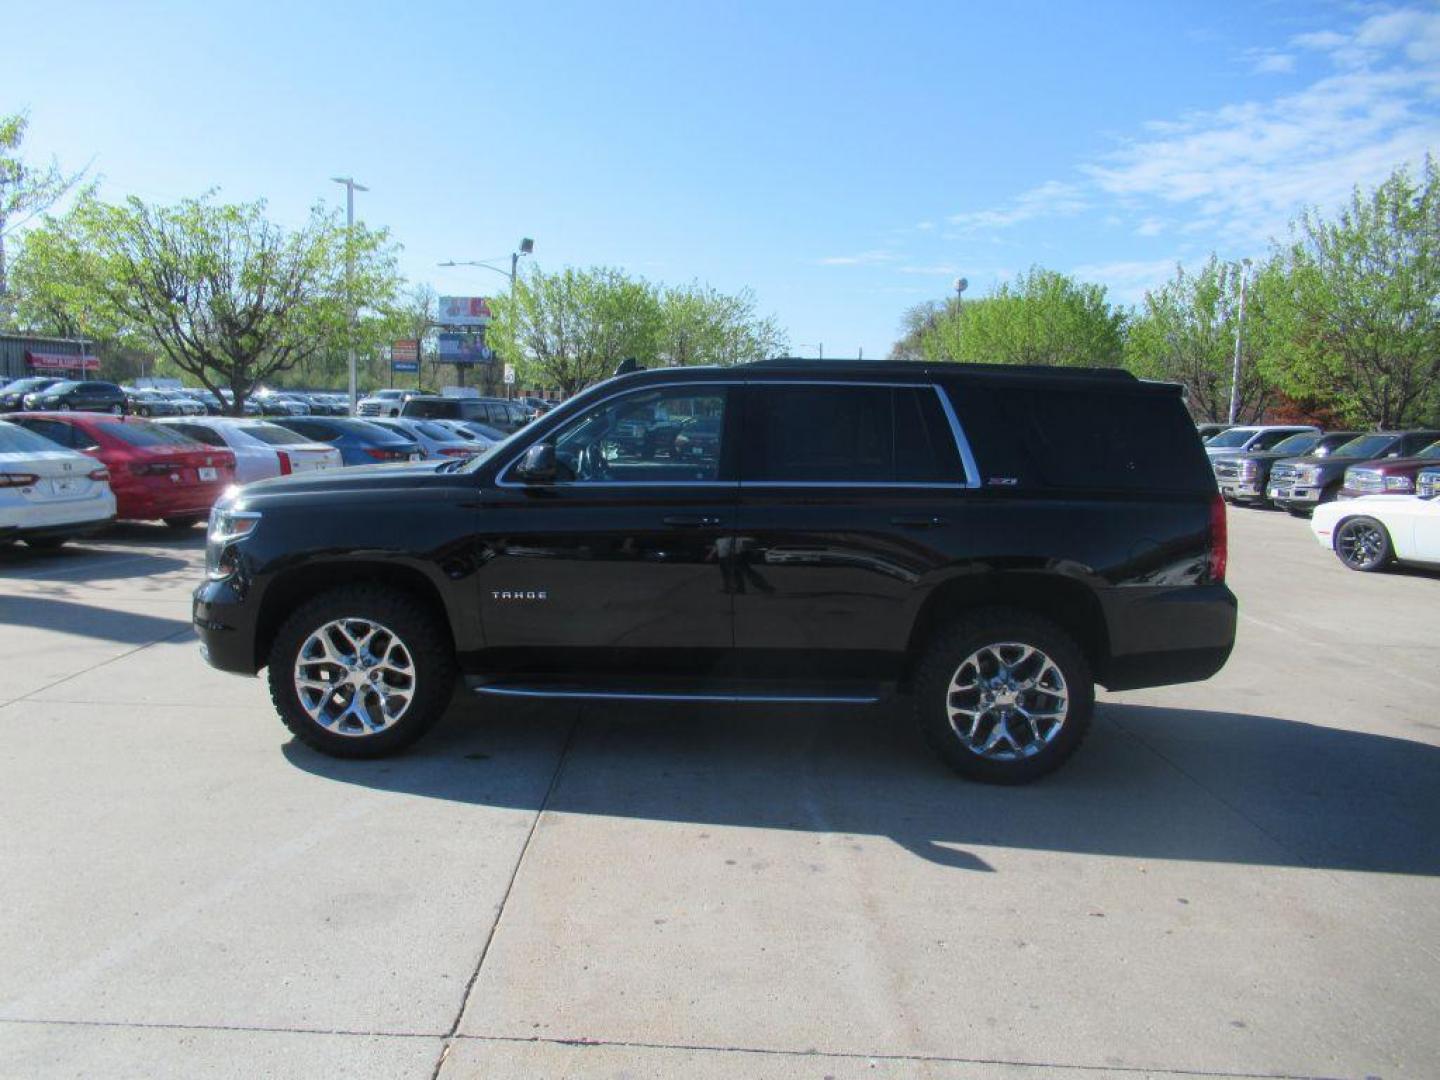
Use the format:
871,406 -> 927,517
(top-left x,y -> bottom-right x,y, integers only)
1228,258 -> 1252,425
331,176 -> 368,412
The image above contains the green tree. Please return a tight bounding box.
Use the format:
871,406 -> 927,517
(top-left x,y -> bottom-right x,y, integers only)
12,192 -> 401,413
895,268 -> 1126,368
1259,159 -> 1440,428
487,267 -> 661,395
657,282 -> 787,366
1124,256 -> 1276,423
0,112 -> 84,306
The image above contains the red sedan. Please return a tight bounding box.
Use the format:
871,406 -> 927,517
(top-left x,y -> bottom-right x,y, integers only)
10,413 -> 236,527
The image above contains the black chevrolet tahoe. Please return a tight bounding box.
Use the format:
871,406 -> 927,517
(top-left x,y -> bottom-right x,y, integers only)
194,360 -> 1236,783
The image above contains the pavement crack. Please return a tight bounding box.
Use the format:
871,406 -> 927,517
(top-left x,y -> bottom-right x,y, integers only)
427,709 -> 582,1080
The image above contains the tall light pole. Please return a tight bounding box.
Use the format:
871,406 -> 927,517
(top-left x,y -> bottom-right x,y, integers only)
954,276 -> 968,311
331,176 -> 368,411
1228,258 -> 1252,425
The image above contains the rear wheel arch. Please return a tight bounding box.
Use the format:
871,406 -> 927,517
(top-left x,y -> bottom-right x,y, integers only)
903,571 -> 1109,688
255,560 -> 458,672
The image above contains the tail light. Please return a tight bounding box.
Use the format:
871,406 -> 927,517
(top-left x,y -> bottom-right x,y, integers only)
0,473 -> 40,488
277,450 -> 293,475
1208,494 -> 1228,583
87,467 -> 110,482
440,447 -> 472,458
365,447 -> 404,461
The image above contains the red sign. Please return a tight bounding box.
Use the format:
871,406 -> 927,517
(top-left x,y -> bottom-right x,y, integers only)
26,351 -> 100,372
391,339 -> 419,362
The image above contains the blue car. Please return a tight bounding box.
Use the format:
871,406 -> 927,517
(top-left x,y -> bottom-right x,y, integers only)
270,417 -> 423,467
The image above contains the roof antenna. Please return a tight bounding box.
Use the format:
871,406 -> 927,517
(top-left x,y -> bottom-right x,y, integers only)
614,357 -> 643,376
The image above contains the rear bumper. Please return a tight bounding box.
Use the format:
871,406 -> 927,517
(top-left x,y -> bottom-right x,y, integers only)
114,482 -> 229,521
1098,583 -> 1237,691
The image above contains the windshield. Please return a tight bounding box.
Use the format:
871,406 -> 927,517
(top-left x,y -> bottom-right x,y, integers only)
234,422 -> 311,447
1270,433 -> 1320,454
1205,428 -> 1258,448
1332,434 -> 1397,458
45,381 -> 81,395
107,421 -> 203,448
0,420 -> 71,454
4,378 -> 57,394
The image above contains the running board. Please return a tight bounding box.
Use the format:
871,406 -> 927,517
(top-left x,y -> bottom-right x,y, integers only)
465,679 -> 883,706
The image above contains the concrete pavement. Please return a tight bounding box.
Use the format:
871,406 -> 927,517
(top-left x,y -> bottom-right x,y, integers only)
0,511 -> 1436,1079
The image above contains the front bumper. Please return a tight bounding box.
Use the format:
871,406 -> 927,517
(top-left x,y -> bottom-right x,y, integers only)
1218,480 -> 1264,502
193,576 -> 261,674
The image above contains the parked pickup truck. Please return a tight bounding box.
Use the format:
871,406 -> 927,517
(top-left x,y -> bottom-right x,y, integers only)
193,360 -> 1237,784
1269,430 -> 1440,515
1340,439 -> 1440,500
1212,430 -> 1360,506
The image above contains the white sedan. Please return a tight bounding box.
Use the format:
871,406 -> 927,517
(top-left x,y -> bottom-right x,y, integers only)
157,418 -> 341,485
1311,493 -> 1440,572
0,419 -> 117,550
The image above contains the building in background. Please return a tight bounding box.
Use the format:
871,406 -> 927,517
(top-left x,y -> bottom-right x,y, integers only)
0,334 -> 101,383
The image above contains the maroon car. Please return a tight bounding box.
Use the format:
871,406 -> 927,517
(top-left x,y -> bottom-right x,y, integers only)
1339,439 -> 1440,499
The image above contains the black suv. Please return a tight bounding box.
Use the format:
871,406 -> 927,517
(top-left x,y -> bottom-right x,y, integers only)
22,380 -> 126,414
194,361 -> 1236,783
401,395 -> 530,433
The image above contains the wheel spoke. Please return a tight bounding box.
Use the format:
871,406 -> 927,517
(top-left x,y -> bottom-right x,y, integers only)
294,617 -> 417,738
946,639 -> 1070,759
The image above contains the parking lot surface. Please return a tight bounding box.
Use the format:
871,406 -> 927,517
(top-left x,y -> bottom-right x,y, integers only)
1,510 -> 1437,1079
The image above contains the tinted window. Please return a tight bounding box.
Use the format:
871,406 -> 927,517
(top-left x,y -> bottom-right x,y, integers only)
402,399 -> 459,419
107,421 -> 202,448
1399,433 -> 1440,455
1251,429 -> 1309,450
236,422 -> 309,446
170,423 -> 227,447
1269,433 -> 1320,455
1333,434 -> 1398,458
949,383 -> 1214,493
0,420 -> 71,453
280,420 -> 334,441
549,386 -> 728,483
742,385 -> 960,483
1204,428 -> 1259,448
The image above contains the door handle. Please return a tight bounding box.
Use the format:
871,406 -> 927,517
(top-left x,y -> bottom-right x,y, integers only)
663,514 -> 723,527
890,515 -> 948,529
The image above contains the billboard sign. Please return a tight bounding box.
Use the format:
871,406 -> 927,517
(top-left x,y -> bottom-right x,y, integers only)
26,351 -> 101,372
392,360 -> 419,373
438,333 -> 495,366
391,339 -> 420,373
437,296 -> 493,327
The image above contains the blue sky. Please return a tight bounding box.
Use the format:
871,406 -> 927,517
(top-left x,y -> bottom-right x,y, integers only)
5,1 -> 1438,357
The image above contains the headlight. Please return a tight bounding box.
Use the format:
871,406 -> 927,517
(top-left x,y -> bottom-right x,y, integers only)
206,501 -> 261,580
1384,475 -> 1413,492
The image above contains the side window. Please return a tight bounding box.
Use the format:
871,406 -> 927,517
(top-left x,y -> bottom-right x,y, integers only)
545,386 -> 729,484
18,419 -> 72,446
1400,433 -> 1439,455
742,385 -> 962,484
174,424 -> 226,447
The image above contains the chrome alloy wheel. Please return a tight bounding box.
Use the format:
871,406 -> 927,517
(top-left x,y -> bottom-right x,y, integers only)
1336,519 -> 1386,569
945,642 -> 1069,760
293,618 -> 416,736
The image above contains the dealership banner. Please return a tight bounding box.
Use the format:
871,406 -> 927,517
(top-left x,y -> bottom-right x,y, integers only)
438,333 -> 495,366
391,339 -> 420,373
437,296 -> 493,327
26,351 -> 101,372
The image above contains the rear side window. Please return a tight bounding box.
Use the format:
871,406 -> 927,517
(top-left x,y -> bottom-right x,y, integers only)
403,399 -> 458,419
948,383 -> 1213,493
0,421 -> 68,454
742,385 -> 961,483
236,423 -> 309,447
282,420 -> 335,442
108,421 -> 200,448
171,423 -> 226,447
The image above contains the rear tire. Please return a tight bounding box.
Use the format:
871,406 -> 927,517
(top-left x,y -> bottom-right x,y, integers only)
914,608 -> 1093,784
267,584 -> 456,758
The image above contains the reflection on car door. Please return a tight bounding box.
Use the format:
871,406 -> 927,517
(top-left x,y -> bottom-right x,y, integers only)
732,382 -> 968,685
472,383 -> 738,682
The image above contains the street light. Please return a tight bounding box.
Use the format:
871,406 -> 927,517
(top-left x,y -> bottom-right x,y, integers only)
437,237 -> 535,292
1228,258 -> 1253,425
331,176 -> 368,412
954,276 -> 968,310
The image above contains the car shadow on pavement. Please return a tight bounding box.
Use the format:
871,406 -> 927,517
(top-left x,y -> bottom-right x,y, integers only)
0,594 -> 192,644
282,699 -> 1440,876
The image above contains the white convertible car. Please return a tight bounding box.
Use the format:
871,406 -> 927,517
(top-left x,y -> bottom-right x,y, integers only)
1311,491 -> 1440,572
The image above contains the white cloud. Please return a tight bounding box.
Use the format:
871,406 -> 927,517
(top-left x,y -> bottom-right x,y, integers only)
817,250 -> 898,266
1249,51 -> 1297,75
1135,218 -> 1166,237
946,180 -> 1088,231
915,221 -> 936,231
1070,258 -> 1182,306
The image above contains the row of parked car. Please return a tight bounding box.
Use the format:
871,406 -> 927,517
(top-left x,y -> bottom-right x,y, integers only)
0,398 -> 523,549
1201,422 -> 1440,573
0,377 -> 355,418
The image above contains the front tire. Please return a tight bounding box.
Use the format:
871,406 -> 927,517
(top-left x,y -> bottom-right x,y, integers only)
914,608 -> 1093,784
1334,516 -> 1392,572
267,585 -> 456,758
